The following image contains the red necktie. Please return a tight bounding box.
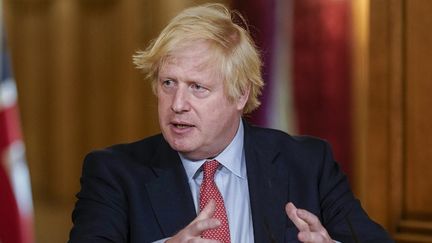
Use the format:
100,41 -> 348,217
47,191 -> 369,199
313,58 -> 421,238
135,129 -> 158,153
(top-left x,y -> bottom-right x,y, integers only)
199,160 -> 231,243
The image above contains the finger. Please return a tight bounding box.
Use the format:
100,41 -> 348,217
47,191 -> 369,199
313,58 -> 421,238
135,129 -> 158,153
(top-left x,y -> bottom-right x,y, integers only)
195,199 -> 216,222
298,231 -> 325,243
168,218 -> 220,242
173,234 -> 220,243
188,200 -> 220,236
296,208 -> 323,232
188,238 -> 220,243
188,218 -> 221,236
285,202 -> 310,232
296,209 -> 332,242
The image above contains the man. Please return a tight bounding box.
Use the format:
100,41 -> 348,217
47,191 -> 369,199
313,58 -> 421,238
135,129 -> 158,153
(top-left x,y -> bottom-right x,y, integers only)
69,3 -> 393,243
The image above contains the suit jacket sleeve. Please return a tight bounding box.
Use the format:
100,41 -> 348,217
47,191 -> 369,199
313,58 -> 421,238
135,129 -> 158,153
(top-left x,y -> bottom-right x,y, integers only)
314,140 -> 393,242
69,150 -> 129,242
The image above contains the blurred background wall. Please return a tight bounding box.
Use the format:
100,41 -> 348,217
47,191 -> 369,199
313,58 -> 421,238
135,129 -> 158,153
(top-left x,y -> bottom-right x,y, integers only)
2,0 -> 432,242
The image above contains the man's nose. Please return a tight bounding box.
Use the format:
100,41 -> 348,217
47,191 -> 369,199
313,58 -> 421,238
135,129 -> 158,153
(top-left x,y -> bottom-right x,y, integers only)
171,88 -> 190,113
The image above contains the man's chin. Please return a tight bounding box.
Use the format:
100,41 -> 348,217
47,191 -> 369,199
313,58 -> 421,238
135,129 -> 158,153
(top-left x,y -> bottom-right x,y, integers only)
166,138 -> 195,153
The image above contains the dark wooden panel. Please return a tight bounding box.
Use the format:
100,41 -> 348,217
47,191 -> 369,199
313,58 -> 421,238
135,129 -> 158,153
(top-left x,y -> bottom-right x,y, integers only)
355,0 -> 393,227
404,0 -> 432,218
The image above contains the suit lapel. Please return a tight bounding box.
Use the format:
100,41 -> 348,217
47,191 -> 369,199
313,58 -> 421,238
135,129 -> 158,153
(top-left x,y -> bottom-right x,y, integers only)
244,123 -> 290,243
144,139 -> 196,237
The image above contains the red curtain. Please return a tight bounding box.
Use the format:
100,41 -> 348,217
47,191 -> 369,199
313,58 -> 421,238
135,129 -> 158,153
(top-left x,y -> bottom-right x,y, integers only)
293,0 -> 352,176
232,0 -> 352,177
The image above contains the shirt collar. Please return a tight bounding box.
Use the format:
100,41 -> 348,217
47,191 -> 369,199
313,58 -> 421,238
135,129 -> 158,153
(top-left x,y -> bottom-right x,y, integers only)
180,119 -> 246,180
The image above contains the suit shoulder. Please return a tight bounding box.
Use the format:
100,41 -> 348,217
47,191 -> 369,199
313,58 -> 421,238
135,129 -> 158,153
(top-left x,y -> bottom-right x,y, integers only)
109,133 -> 165,156
84,133 -> 165,167
248,125 -> 329,152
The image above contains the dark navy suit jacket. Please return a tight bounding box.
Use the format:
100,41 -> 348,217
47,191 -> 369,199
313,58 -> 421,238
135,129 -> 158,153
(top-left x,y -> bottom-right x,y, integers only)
69,122 -> 393,243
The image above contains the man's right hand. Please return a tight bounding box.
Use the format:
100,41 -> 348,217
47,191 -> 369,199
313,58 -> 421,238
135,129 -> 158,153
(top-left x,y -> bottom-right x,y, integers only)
166,200 -> 221,243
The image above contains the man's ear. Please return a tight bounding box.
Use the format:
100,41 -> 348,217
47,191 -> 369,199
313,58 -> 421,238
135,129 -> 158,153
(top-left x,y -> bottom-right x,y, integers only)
236,85 -> 251,110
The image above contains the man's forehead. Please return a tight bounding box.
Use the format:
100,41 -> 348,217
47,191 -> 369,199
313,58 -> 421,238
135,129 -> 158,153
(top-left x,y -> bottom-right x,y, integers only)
162,54 -> 213,69
161,50 -> 220,72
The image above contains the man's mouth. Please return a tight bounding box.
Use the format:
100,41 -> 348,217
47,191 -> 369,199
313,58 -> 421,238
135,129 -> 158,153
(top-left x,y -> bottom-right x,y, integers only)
174,124 -> 192,128
171,122 -> 195,129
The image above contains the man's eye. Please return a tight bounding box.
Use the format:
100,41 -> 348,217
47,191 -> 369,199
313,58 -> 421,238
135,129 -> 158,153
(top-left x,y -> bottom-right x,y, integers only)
191,83 -> 205,91
162,80 -> 174,87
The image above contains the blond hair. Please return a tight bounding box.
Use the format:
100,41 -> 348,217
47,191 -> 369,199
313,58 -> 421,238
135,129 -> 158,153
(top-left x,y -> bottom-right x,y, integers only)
133,3 -> 264,114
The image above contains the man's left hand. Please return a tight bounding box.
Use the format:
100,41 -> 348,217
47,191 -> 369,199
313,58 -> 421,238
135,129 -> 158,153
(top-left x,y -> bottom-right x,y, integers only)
285,202 -> 333,243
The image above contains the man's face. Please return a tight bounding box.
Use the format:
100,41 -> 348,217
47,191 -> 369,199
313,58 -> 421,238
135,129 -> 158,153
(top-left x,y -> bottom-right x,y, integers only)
157,41 -> 248,160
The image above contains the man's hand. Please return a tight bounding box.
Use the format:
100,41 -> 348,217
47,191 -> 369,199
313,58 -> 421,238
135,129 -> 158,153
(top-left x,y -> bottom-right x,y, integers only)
166,200 -> 221,243
285,202 -> 333,243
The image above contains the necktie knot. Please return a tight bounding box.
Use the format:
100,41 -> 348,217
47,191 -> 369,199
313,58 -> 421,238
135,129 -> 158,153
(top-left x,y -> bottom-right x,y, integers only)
203,160 -> 219,181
